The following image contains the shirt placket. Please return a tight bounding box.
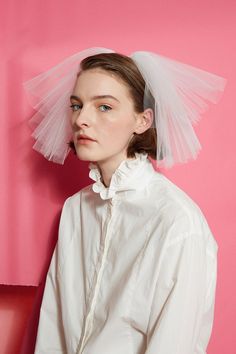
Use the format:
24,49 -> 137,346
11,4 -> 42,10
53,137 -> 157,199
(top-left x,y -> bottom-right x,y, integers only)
76,197 -> 116,354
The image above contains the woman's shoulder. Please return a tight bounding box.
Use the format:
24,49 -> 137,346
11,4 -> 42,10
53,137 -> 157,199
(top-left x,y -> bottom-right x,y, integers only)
150,172 -> 203,216
149,172 -> 217,252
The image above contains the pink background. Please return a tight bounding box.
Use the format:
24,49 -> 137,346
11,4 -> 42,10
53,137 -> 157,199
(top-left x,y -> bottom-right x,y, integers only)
0,0 -> 235,353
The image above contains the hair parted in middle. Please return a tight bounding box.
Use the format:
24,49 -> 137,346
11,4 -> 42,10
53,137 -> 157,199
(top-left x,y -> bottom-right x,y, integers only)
68,52 -> 157,160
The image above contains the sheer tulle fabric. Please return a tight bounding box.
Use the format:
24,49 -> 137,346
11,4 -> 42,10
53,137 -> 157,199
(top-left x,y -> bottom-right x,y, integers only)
131,51 -> 226,167
23,47 -> 115,164
23,47 -> 226,167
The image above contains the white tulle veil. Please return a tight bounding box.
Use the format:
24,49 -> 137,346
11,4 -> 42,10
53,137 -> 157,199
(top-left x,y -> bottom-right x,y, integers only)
23,47 -> 226,168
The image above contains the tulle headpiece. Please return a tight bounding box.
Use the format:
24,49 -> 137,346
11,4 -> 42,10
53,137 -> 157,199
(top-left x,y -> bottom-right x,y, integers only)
23,47 -> 226,168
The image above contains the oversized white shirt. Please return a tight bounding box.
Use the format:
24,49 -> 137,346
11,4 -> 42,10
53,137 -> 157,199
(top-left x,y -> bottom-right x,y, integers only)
34,152 -> 218,354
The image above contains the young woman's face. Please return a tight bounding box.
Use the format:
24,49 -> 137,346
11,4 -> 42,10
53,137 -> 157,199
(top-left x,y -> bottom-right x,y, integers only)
70,68 -> 142,165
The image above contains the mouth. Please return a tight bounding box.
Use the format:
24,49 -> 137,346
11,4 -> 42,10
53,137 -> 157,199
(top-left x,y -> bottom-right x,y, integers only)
76,134 -> 97,144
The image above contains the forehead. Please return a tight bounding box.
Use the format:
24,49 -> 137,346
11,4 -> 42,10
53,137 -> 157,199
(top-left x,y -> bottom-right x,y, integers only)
72,68 -> 131,98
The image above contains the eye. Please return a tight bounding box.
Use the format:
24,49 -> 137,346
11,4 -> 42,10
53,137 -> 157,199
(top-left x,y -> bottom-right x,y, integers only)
99,104 -> 112,112
70,104 -> 81,112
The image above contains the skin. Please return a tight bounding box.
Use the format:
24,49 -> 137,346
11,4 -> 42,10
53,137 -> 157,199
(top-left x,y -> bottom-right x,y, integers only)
70,68 -> 153,187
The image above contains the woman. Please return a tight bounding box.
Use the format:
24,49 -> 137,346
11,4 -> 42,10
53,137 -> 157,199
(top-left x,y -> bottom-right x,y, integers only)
23,47 -> 226,354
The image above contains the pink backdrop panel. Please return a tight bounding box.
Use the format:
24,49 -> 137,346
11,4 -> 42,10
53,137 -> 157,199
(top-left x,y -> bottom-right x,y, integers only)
0,0 -> 235,353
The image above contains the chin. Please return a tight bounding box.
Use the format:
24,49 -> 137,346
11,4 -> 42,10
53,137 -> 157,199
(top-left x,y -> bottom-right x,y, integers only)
74,148 -> 100,162
75,151 -> 92,162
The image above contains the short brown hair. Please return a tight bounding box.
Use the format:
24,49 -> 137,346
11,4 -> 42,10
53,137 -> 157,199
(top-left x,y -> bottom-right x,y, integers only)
68,52 -> 157,159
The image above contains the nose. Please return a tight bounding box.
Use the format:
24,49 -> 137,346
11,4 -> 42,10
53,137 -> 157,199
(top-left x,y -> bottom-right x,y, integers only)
72,106 -> 91,129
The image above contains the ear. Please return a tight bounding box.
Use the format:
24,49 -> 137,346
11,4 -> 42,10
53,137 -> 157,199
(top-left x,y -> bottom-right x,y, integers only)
134,108 -> 154,134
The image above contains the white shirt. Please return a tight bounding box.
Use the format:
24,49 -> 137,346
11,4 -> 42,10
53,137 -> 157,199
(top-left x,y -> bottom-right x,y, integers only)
34,152 -> 218,354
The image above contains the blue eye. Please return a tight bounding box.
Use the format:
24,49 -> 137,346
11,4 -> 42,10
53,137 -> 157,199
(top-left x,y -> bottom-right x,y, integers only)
99,105 -> 112,112
70,103 -> 112,112
70,104 -> 81,112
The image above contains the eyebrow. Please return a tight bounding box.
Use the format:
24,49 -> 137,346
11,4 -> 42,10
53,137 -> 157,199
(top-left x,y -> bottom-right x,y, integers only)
70,94 -> 120,103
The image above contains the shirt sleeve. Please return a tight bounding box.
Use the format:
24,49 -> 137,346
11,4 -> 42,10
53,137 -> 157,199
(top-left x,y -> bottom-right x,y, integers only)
34,197 -> 72,354
145,232 -> 218,354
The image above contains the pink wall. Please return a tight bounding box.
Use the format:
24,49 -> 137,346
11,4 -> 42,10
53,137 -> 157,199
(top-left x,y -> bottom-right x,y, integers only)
0,0 -> 235,353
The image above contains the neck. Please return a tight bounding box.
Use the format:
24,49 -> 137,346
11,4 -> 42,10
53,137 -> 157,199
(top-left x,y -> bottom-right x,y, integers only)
96,153 -> 135,187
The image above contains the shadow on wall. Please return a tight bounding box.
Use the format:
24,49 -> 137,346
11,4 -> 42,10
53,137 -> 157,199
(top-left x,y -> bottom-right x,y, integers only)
23,143 -> 92,205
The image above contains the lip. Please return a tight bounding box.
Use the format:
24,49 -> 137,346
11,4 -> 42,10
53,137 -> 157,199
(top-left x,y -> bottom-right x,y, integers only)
77,134 -> 96,144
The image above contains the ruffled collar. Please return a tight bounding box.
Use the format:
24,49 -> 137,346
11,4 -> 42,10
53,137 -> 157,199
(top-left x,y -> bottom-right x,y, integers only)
88,152 -> 154,200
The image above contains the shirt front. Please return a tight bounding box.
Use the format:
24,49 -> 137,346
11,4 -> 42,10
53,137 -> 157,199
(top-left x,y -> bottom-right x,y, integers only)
34,152 -> 218,354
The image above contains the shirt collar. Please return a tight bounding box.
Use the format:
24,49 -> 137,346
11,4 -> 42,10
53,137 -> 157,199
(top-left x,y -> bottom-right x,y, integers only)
88,152 -> 156,200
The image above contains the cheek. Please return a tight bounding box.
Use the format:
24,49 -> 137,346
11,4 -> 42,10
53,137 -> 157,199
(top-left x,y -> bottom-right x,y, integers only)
100,113 -> 135,138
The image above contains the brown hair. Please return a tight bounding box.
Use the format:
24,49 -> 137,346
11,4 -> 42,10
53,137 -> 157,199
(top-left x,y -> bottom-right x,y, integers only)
68,52 -> 157,159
